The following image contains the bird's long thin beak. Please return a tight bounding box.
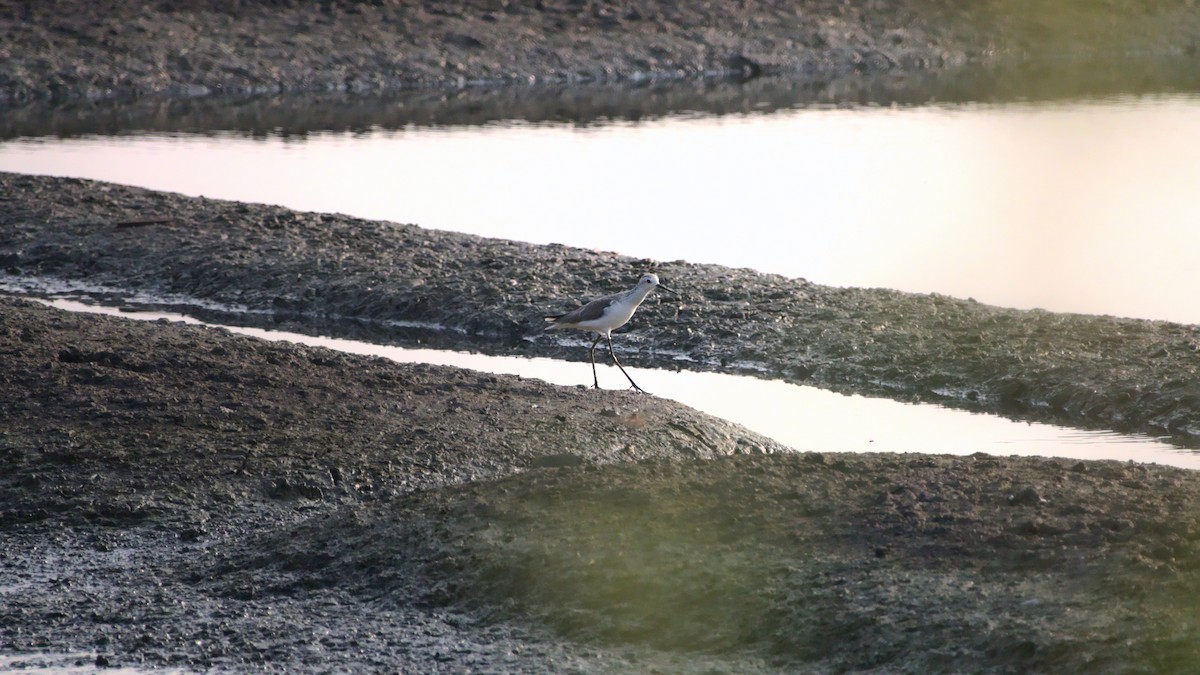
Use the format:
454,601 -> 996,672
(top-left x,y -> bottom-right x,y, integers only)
658,283 -> 678,295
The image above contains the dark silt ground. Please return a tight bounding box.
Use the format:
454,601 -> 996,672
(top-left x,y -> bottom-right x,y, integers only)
3,171 -> 1200,447
3,297 -> 1200,673
4,0 -> 1199,104
5,1 -> 1200,672
3,172 -> 1200,671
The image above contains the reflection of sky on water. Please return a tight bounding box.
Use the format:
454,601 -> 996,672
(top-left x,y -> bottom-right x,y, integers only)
3,96 -> 1199,324
35,298 -> 1198,470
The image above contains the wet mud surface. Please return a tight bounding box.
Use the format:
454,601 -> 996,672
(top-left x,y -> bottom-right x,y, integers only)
3,171 -> 1200,448
8,51 -> 1200,145
0,297 -> 783,672
5,3 -> 1200,670
4,0 -> 1200,105
3,297 -> 1200,672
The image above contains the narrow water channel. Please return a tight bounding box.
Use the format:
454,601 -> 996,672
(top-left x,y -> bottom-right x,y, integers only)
22,294 -> 1195,470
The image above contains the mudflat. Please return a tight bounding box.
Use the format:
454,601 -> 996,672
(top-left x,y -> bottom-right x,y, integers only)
4,1 -> 1200,671
3,0 -> 1200,103
3,169 -> 1200,671
3,172 -> 1199,446
3,296 -> 1200,672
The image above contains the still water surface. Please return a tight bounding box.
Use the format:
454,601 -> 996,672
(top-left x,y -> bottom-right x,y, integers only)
3,95 -> 1200,323
32,297 -> 1196,470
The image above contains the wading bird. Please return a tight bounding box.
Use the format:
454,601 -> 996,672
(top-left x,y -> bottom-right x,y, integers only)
544,273 -> 677,393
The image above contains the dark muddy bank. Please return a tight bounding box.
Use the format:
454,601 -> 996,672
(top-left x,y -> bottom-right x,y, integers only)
0,297 -> 782,672
3,298 -> 1200,672
3,171 -> 1200,448
3,0 -> 1200,104
7,52 -> 1200,143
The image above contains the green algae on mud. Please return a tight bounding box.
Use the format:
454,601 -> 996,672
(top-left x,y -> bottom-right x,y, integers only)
240,453 -> 1200,672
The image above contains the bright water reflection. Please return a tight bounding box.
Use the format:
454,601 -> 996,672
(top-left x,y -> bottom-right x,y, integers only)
38,298 -> 1196,470
3,96 -> 1200,324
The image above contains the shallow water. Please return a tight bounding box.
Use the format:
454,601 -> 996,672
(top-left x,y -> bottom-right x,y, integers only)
3,95 -> 1200,324
28,295 -> 1197,470
0,652 -> 175,674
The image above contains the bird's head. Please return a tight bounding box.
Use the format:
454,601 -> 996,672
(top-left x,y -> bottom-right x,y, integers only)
638,273 -> 677,295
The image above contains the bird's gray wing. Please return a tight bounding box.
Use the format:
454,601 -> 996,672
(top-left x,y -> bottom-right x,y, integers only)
550,291 -> 622,325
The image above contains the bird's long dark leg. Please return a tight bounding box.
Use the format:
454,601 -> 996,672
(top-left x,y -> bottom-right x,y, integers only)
606,334 -> 647,394
589,334 -> 603,389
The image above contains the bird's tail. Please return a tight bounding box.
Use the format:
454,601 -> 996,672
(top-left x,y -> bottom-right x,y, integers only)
543,315 -> 562,329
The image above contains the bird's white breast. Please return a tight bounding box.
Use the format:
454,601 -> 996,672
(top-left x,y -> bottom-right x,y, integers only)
578,293 -> 645,332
